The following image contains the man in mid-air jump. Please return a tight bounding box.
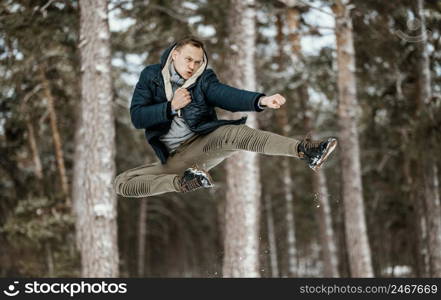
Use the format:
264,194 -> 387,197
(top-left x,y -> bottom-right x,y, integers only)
113,37 -> 337,197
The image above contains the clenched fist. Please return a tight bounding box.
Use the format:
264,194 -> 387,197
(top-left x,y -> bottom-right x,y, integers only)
171,88 -> 191,110
259,93 -> 286,109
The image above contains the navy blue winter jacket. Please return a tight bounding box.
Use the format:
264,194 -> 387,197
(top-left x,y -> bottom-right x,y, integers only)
130,43 -> 265,164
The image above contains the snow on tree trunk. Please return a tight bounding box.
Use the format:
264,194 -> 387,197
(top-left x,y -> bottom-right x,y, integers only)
222,0 -> 261,278
332,0 -> 373,277
73,0 -> 119,277
416,0 -> 441,277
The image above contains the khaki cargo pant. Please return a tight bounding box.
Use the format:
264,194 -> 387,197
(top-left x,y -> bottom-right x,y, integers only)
113,124 -> 301,198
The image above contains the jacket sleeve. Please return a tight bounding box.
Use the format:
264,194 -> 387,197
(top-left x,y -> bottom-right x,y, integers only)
203,69 -> 265,112
130,68 -> 172,129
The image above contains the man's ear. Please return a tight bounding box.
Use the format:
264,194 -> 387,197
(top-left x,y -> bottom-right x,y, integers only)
172,50 -> 177,61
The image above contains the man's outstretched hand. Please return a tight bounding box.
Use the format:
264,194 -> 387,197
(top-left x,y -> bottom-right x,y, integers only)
259,94 -> 286,109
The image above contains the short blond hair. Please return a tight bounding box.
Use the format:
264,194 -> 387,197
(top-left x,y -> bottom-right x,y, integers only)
175,37 -> 205,52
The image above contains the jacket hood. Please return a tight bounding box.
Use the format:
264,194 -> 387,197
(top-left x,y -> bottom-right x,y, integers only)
160,41 -> 208,101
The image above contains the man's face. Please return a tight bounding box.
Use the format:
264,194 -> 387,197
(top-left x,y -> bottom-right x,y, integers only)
172,44 -> 204,80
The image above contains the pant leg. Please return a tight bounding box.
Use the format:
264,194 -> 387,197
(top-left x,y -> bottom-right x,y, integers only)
113,134 -> 210,198
113,162 -> 183,198
198,124 -> 300,157
228,125 -> 300,157
168,131 -> 235,172
173,124 -> 301,172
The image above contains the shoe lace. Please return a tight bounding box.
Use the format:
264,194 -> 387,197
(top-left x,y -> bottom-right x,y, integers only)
182,178 -> 202,192
301,133 -> 321,150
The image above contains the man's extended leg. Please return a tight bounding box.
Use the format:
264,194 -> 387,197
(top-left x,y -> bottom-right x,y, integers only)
179,124 -> 336,171
166,124 -> 301,175
185,124 -> 301,162
201,124 -> 301,158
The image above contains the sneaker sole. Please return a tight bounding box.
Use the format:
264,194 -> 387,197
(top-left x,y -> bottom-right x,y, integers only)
310,138 -> 337,172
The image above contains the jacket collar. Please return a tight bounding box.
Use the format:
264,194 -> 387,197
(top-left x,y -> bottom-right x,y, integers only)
160,42 -> 177,68
152,43 -> 178,86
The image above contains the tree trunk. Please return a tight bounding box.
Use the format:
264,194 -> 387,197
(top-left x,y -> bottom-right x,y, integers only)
222,0 -> 261,277
39,68 -> 70,204
332,0 -> 373,277
25,118 -> 44,185
275,9 -> 298,278
313,171 -> 340,277
284,2 -> 340,277
416,0 -> 441,277
282,157 -> 298,277
137,198 -> 148,277
73,0 -> 119,277
422,164 -> 441,276
45,242 -> 54,277
403,153 -> 429,277
264,194 -> 279,277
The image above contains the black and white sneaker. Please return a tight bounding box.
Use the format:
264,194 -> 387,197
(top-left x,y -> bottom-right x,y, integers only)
179,166 -> 213,193
297,133 -> 338,171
